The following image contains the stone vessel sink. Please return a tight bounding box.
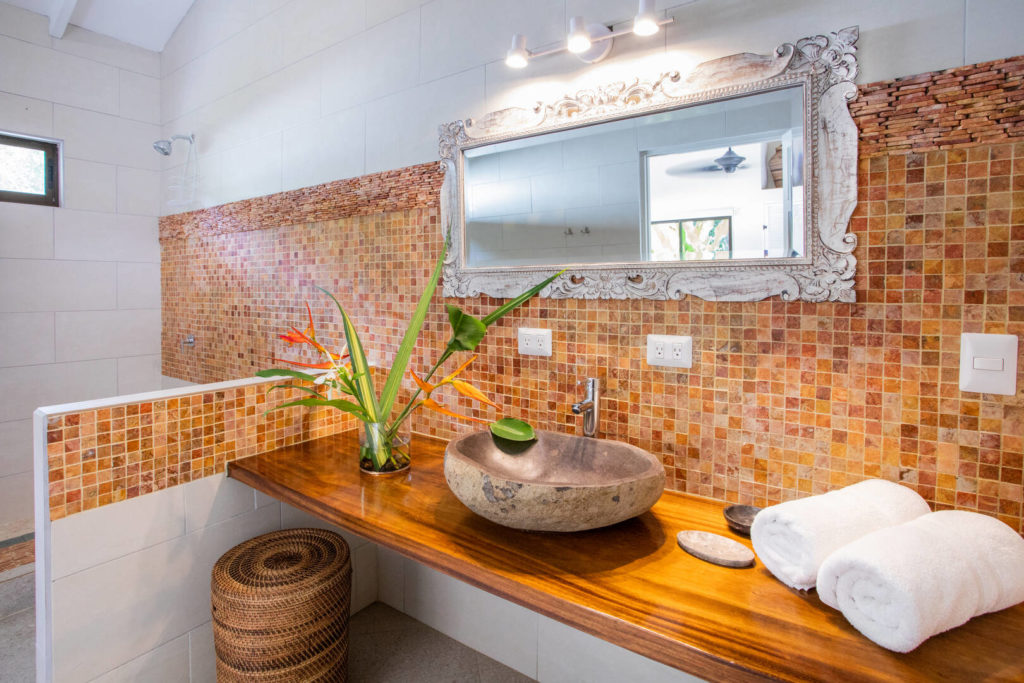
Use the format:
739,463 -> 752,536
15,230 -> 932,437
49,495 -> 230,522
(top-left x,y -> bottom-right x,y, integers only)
444,430 -> 665,532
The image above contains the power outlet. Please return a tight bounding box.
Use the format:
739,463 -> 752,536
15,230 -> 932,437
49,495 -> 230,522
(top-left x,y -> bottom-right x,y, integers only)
518,328 -> 552,357
646,334 -> 692,368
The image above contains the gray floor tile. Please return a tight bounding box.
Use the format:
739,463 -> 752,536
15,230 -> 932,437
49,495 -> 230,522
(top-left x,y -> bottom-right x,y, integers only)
0,573 -> 33,621
349,603 -> 534,682
0,608 -> 34,683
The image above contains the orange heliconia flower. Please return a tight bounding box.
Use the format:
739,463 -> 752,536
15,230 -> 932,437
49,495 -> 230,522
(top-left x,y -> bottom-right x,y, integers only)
410,355 -> 496,424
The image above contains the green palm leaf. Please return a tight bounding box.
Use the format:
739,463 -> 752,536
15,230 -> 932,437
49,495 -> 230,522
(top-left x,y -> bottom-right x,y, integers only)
316,286 -> 380,424
481,269 -> 564,326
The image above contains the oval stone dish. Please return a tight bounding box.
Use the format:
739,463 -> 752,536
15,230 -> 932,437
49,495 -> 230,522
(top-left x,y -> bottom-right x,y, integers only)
723,504 -> 762,535
444,430 -> 665,532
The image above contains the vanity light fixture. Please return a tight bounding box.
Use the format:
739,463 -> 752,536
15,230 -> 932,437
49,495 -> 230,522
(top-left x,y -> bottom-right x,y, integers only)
633,0 -> 660,36
567,16 -> 592,53
503,2 -> 673,69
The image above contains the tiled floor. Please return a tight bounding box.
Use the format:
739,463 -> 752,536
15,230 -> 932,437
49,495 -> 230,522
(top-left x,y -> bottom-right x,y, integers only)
0,564 -> 34,683
0,573 -> 531,683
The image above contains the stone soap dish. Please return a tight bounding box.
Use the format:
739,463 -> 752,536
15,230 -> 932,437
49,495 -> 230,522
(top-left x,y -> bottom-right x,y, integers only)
677,530 -> 755,568
723,504 -> 762,536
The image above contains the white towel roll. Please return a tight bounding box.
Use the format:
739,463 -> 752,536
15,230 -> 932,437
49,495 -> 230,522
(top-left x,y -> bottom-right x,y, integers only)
817,510 -> 1024,652
750,479 -> 930,590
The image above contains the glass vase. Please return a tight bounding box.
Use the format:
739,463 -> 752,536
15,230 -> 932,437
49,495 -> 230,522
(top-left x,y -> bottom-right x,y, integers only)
358,422 -> 411,475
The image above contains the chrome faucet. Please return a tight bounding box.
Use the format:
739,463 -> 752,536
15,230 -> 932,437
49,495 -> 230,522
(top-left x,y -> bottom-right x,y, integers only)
571,377 -> 600,438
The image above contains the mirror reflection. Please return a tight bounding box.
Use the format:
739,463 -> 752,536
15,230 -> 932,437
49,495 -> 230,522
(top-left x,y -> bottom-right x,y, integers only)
463,85 -> 804,268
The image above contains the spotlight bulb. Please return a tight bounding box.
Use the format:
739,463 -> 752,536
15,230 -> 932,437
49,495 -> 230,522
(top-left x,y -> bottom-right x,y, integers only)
633,0 -> 659,36
505,33 -> 529,68
567,16 -> 591,54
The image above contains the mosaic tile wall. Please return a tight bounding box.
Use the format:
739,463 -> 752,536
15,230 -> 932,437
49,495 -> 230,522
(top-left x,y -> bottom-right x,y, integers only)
141,59 -> 1012,533
44,383 -> 354,521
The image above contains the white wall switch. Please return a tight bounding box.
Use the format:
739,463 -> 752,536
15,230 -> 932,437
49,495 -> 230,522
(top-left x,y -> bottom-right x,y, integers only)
646,334 -> 692,368
959,333 -> 1018,395
518,328 -> 552,357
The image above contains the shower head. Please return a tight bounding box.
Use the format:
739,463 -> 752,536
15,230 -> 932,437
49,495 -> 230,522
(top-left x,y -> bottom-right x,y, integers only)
152,133 -> 194,156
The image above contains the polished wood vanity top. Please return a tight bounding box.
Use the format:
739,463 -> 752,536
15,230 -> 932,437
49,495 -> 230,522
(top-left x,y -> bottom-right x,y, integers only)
228,432 -> 1024,682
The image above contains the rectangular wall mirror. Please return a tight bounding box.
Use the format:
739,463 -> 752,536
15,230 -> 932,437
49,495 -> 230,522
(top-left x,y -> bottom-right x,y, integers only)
440,27 -> 860,302
464,85 -> 805,268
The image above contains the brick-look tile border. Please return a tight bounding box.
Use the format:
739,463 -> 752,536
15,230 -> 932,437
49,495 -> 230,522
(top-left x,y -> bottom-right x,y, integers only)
852,56 -> 1024,156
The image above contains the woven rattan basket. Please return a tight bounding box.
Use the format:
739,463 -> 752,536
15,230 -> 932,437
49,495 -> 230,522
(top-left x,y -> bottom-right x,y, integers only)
211,528 -> 351,682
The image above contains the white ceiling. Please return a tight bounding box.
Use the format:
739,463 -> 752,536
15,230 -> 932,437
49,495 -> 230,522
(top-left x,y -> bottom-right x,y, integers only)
6,0 -> 195,52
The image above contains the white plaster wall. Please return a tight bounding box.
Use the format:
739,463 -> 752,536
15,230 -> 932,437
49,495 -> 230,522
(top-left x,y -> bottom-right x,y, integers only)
0,4 -> 163,541
158,0 -> 1024,214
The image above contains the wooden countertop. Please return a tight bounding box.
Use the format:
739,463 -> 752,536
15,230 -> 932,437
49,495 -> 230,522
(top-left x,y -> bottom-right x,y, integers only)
228,431 -> 1024,682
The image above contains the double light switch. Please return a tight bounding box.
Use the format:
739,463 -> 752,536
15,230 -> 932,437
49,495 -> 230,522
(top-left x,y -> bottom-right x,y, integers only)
959,333 -> 1018,395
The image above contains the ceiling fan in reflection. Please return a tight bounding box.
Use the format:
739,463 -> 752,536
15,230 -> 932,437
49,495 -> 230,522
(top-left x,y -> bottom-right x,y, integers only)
664,147 -> 748,175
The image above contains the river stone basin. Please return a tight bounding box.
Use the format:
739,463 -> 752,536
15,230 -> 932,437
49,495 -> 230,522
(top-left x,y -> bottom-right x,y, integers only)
444,430 -> 666,532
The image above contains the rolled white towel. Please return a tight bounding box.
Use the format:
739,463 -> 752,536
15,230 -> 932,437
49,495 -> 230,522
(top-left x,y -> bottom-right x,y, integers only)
817,510 -> 1024,652
750,479 -> 930,590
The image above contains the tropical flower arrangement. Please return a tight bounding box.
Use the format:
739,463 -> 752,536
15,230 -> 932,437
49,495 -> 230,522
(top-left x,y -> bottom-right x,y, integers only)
257,242 -> 561,473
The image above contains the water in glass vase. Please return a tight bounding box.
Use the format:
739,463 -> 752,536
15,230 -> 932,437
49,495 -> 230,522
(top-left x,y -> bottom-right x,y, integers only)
358,422 -> 411,475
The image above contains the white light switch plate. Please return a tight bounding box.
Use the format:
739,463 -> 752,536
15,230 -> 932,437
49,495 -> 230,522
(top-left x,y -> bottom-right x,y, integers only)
518,328 -> 552,356
646,334 -> 692,368
959,333 -> 1017,395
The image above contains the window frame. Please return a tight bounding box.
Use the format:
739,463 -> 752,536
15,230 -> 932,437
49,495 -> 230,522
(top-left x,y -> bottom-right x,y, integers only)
0,131 -> 62,207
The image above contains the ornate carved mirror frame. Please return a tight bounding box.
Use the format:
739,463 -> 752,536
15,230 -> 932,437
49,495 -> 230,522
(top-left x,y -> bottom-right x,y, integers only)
439,27 -> 860,302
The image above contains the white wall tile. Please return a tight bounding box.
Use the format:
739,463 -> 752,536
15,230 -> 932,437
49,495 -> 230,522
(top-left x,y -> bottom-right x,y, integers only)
377,545 -> 405,611
117,167 -> 162,216
51,503 -> 279,682
367,0 -> 427,28
118,70 -> 162,125
280,502 -> 368,551
0,419 -> 33,477
320,10 -> 420,114
531,168 -> 601,213
117,262 -> 161,309
0,35 -> 119,115
403,560 -> 538,678
0,259 -> 116,312
965,0 -> 1024,64
161,0 -> 256,78
282,106 -> 365,191
364,67 -> 485,174
0,91 -> 54,137
418,0 -> 564,83
0,360 -> 116,421
188,621 -> 216,683
193,54 -> 321,158
0,202 -> 54,259
0,471 -> 32,538
54,210 -> 159,262
91,635 -> 190,683
0,2 -> 50,45
219,133 -> 283,204
0,312 -> 54,368
55,309 -> 161,361
52,25 -> 161,78
51,485 -> 186,579
63,158 -> 117,213
116,354 -> 163,395
275,0 -> 364,66
183,473 -> 258,534
351,542 -> 378,614
537,615 -> 700,682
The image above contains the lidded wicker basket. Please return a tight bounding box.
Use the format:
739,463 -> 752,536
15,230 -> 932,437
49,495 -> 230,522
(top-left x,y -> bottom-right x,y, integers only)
211,528 -> 351,682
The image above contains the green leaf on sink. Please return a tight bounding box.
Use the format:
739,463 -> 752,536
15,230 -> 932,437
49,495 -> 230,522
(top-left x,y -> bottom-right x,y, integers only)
490,418 -> 536,442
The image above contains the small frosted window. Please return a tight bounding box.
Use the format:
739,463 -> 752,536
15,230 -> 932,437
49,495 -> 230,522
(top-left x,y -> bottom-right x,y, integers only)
0,133 -> 60,206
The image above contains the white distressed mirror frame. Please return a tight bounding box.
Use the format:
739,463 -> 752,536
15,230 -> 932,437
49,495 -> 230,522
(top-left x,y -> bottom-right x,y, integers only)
439,27 -> 860,302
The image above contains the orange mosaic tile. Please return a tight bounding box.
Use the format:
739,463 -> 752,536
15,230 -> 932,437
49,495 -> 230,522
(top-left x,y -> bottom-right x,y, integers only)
44,384 -> 354,521
111,60 -> 1007,535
